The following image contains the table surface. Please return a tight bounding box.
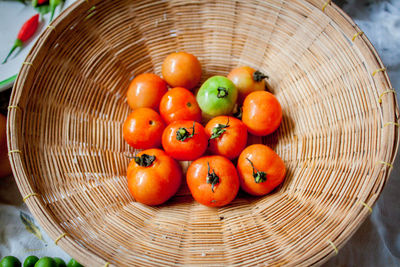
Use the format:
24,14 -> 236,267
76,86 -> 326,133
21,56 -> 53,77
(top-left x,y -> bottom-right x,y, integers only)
1,0 -> 400,266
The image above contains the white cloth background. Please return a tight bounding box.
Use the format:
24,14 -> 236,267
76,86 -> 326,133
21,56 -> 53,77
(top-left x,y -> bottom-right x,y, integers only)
0,0 -> 400,266
326,0 -> 400,265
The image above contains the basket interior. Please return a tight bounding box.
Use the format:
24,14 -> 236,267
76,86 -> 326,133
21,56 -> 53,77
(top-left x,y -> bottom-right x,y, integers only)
9,0 -> 398,266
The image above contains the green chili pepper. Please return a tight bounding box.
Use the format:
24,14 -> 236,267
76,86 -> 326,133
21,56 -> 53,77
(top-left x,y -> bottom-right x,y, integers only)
49,0 -> 61,21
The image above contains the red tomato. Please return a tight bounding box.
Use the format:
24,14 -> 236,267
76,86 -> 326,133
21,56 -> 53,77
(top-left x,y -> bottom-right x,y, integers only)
0,114 -> 11,178
123,108 -> 165,149
162,52 -> 202,90
127,73 -> 168,110
237,144 -> 286,196
162,120 -> 207,161
205,116 -> 247,160
242,91 -> 282,136
127,149 -> 182,205
227,66 -> 268,104
186,155 -> 239,207
159,87 -> 202,124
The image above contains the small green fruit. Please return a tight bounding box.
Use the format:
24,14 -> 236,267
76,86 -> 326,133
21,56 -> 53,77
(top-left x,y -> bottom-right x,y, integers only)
34,257 -> 56,267
23,256 -> 39,267
0,256 -> 21,267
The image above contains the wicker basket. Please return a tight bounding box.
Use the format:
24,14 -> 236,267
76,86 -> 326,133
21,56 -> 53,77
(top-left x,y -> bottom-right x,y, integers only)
7,0 -> 399,266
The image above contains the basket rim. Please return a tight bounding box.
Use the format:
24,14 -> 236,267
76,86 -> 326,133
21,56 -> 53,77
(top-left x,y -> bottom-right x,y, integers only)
6,0 -> 400,266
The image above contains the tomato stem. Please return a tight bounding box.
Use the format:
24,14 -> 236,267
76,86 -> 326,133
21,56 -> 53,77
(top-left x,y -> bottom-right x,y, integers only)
209,117 -> 230,140
246,158 -> 267,183
253,70 -> 269,82
233,106 -> 242,120
217,87 -> 228,98
176,122 -> 196,141
134,154 -> 156,167
207,162 -> 220,192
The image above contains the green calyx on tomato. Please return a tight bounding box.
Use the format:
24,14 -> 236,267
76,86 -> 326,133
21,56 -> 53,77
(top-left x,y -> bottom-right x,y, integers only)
176,122 -> 195,142
196,76 -> 238,118
134,154 -> 156,167
246,158 -> 267,183
206,162 -> 220,192
253,70 -> 268,82
209,117 -> 230,140
217,87 -> 228,98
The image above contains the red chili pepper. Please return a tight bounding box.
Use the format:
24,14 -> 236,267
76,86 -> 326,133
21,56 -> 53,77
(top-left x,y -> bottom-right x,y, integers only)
2,14 -> 40,64
32,0 -> 49,7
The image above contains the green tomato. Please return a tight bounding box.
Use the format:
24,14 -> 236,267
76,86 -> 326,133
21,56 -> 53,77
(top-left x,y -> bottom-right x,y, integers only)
66,259 -> 83,267
23,256 -> 39,267
0,256 -> 21,267
196,76 -> 238,119
52,258 -> 66,267
34,257 -> 56,267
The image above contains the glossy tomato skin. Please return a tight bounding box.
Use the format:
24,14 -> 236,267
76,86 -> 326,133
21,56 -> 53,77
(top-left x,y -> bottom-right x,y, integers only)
237,144 -> 286,196
227,66 -> 267,104
205,116 -> 247,160
123,108 -> 165,149
242,91 -> 282,136
196,76 -> 238,119
162,120 -> 208,161
186,155 -> 239,207
159,87 -> 202,124
127,73 -> 168,110
127,149 -> 182,206
162,52 -> 202,90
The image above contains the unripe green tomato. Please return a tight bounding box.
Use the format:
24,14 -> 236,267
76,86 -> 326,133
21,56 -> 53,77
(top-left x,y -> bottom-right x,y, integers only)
196,76 -> 237,119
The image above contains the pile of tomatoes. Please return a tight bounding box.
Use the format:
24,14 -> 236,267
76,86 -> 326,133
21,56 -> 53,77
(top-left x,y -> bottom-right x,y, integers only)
123,52 -> 286,207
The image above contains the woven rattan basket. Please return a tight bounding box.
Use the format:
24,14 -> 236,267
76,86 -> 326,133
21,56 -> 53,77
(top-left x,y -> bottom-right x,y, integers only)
7,0 -> 399,266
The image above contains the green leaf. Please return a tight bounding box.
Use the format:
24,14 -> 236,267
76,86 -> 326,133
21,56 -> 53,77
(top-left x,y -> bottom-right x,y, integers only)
35,4 -> 51,15
20,211 -> 45,242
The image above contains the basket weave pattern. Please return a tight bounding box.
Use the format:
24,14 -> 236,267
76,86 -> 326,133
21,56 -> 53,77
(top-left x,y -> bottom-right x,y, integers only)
7,0 -> 399,266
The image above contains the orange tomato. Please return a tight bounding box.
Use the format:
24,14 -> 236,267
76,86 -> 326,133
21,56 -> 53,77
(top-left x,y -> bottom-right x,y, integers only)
127,149 -> 182,205
162,52 -> 202,90
127,73 -> 168,110
0,113 -> 11,178
205,116 -> 247,160
186,155 -> 239,207
159,87 -> 202,124
162,120 -> 207,161
227,66 -> 268,104
237,144 -> 286,196
242,91 -> 282,136
123,108 -> 165,149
